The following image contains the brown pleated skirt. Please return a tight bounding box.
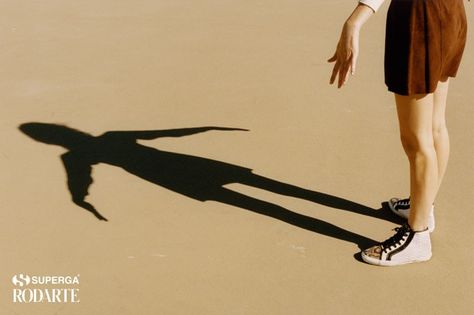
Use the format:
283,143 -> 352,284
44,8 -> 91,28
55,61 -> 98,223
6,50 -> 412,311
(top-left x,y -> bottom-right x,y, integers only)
385,0 -> 468,95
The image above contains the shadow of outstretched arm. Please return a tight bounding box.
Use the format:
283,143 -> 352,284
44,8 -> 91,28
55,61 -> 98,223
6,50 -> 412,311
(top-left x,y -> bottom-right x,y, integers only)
100,127 -> 249,141
61,152 -> 108,221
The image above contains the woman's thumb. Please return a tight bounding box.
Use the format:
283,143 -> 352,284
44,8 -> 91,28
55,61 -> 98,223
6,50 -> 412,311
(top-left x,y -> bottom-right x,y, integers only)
328,52 -> 337,62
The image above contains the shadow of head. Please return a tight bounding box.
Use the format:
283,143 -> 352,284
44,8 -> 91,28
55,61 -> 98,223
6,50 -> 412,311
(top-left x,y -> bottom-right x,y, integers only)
19,122 -> 93,149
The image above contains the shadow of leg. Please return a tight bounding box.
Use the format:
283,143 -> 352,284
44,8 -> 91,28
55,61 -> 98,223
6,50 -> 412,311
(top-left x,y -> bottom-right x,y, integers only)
211,187 -> 378,250
238,173 -> 400,224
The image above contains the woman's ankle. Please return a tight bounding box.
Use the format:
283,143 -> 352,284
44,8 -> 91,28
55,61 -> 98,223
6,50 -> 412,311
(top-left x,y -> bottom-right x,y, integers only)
408,220 -> 429,232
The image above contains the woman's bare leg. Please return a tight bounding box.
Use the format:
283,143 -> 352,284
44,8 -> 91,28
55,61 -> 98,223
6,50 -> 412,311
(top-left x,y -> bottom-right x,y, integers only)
432,78 -> 450,197
395,93 -> 438,231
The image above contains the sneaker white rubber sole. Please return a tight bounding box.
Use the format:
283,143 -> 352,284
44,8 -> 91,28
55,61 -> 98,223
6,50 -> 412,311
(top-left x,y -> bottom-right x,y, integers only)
388,197 -> 435,233
361,252 -> 432,267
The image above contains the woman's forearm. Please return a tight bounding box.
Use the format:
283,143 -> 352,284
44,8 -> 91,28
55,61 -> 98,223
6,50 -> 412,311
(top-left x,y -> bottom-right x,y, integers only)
346,4 -> 375,29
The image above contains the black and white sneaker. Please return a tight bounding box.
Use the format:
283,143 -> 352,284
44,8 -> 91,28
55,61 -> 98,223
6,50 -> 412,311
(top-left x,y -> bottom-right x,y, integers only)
361,223 -> 432,266
388,197 -> 435,232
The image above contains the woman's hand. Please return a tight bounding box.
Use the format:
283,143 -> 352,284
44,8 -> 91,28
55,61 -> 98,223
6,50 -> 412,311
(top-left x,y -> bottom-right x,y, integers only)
328,4 -> 374,89
328,22 -> 360,88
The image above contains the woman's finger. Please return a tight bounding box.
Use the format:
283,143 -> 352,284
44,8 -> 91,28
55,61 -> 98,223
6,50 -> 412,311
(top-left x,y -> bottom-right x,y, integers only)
328,51 -> 337,63
337,61 -> 346,87
343,59 -> 352,86
338,60 -> 351,88
350,34 -> 359,75
351,51 -> 358,75
344,52 -> 356,84
330,60 -> 341,84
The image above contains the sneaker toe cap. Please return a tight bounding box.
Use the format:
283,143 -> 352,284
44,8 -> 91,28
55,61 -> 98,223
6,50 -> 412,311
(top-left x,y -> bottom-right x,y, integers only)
389,197 -> 401,205
363,245 -> 383,259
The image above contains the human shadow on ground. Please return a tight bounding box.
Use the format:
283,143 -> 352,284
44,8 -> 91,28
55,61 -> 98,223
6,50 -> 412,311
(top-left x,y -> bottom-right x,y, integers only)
19,122 -> 403,250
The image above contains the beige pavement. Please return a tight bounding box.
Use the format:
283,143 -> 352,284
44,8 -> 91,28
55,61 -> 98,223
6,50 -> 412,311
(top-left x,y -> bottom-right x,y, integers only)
1,1 -> 473,314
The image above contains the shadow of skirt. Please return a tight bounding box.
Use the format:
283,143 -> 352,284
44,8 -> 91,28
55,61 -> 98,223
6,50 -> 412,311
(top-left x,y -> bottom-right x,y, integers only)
385,0 -> 467,95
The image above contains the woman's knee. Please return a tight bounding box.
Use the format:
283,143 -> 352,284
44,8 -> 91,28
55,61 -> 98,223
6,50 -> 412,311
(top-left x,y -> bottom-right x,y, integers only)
400,132 -> 435,158
432,121 -> 448,140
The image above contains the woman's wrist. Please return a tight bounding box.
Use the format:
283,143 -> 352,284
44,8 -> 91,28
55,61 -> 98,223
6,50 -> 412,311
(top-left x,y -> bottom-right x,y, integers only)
346,4 -> 374,29
344,20 -> 362,32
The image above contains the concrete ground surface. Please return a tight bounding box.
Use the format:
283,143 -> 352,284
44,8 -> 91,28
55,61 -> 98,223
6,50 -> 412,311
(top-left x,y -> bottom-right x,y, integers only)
1,1 -> 473,314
